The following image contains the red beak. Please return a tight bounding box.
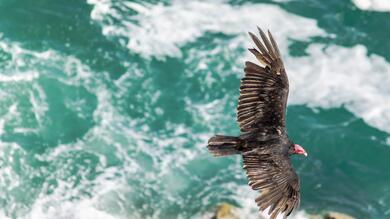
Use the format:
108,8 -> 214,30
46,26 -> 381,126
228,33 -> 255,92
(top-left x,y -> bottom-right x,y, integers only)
294,144 -> 308,157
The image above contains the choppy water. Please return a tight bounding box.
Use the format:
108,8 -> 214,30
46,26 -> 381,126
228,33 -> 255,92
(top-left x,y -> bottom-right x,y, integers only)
0,0 -> 389,218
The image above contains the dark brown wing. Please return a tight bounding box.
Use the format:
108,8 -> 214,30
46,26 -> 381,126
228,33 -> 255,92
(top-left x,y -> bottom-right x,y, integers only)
243,149 -> 300,219
238,28 -> 289,137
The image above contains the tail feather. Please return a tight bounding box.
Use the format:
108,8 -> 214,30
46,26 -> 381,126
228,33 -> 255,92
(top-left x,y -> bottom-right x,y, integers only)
207,135 -> 242,157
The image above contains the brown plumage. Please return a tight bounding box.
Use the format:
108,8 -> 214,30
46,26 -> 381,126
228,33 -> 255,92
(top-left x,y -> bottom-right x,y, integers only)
207,28 -> 307,219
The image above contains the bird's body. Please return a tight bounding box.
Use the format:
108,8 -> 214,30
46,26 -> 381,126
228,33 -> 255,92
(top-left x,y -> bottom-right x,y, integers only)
207,28 -> 307,219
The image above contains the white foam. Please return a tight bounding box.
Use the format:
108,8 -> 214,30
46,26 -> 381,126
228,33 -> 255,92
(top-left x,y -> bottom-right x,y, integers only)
0,104 -> 19,135
0,71 -> 39,82
286,44 -> 390,133
0,41 -> 40,81
0,38 -> 214,219
0,211 -> 11,219
192,40 -> 390,134
88,0 -> 325,59
88,0 -> 390,133
85,1 -> 390,219
352,0 -> 390,11
29,84 -> 49,127
0,39 -> 133,219
0,1 -> 389,218
87,0 -> 390,217
26,166 -> 125,219
27,197 -> 119,219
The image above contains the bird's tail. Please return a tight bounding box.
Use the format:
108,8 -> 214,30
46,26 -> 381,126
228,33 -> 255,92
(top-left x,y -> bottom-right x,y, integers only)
207,135 -> 242,157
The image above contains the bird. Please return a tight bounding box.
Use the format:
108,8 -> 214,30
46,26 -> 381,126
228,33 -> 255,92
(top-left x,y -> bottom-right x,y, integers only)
207,28 -> 308,219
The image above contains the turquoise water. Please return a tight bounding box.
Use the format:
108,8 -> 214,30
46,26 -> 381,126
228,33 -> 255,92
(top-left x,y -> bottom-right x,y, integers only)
0,0 -> 389,218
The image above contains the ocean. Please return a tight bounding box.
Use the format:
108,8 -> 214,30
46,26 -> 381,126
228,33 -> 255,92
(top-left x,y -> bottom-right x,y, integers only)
0,0 -> 389,218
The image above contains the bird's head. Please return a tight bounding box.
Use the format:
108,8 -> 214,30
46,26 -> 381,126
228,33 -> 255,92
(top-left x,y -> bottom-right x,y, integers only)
291,144 -> 308,157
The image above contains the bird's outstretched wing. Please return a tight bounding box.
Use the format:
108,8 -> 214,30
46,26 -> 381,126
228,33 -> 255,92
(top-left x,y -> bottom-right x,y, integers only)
237,28 -> 289,138
243,149 -> 300,219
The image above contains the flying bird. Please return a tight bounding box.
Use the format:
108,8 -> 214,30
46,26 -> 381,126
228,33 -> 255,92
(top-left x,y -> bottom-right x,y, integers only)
207,28 -> 308,219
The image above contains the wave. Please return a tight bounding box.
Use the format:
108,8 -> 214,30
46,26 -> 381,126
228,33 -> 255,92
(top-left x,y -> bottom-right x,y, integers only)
0,37 -> 134,219
90,0 -> 390,134
352,0 -> 390,11
1,0 -> 389,218
0,36 -> 312,218
87,0 -> 325,59
286,44 -> 390,134
0,36 -> 233,219
85,0 -> 390,217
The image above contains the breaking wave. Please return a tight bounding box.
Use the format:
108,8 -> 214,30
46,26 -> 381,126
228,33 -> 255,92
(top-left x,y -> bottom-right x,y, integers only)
88,0 -> 390,134
0,0 -> 389,218
352,0 -> 390,11
87,0 -> 325,58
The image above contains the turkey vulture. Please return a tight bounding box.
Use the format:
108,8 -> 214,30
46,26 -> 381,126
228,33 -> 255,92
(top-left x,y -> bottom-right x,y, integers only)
207,28 -> 307,219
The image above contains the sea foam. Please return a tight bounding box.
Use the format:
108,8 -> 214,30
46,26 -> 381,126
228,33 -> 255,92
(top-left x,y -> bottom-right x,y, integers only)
0,0 -> 388,219
87,0 -> 325,59
287,44 -> 390,133
85,0 -> 390,218
0,38 -> 134,219
352,0 -> 390,11
0,36 -> 218,219
89,0 -> 390,135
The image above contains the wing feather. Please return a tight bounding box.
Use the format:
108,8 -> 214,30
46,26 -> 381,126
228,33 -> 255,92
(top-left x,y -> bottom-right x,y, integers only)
258,27 -> 277,59
267,30 -> 281,58
237,29 -> 289,137
248,33 -> 272,64
243,150 -> 300,218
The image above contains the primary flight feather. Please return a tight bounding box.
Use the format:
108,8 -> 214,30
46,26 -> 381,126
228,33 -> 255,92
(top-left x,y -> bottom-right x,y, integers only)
207,28 -> 307,219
